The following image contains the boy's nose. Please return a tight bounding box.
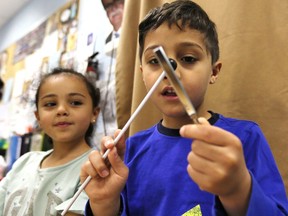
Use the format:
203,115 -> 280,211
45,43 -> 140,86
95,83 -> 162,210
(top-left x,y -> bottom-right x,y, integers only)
169,58 -> 177,70
169,58 -> 181,78
164,58 -> 179,80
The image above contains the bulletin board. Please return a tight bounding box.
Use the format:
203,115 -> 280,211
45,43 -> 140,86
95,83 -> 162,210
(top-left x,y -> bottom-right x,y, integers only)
0,0 -> 79,137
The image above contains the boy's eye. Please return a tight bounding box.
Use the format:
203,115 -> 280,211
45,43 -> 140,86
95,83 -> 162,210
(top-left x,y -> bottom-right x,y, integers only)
148,58 -> 159,65
181,56 -> 197,63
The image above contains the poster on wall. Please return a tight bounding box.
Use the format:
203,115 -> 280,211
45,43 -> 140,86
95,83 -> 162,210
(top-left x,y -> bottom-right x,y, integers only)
13,21 -> 47,64
1,78 -> 13,103
0,50 -> 8,77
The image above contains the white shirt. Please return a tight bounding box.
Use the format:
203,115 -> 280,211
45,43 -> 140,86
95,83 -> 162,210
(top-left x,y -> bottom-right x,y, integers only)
0,150 -> 91,216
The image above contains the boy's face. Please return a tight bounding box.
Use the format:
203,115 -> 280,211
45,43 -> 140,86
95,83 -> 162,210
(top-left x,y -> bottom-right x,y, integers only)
140,23 -> 221,127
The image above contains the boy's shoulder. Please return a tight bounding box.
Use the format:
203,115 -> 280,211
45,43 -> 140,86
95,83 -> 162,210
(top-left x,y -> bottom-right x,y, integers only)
218,113 -> 258,125
201,111 -> 260,132
216,113 -> 264,141
129,124 -> 158,139
216,113 -> 260,129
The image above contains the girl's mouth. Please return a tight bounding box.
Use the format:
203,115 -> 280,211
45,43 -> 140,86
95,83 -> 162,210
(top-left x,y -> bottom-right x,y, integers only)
54,122 -> 72,127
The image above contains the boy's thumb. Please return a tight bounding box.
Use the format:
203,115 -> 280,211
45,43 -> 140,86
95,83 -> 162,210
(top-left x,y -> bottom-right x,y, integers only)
108,147 -> 128,178
197,117 -> 210,125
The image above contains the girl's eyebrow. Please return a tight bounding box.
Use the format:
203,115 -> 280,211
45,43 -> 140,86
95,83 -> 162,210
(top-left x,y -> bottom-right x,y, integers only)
40,94 -> 56,100
40,93 -> 86,100
69,93 -> 86,98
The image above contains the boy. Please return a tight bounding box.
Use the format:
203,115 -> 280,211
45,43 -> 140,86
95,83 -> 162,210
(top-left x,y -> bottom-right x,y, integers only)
81,1 -> 288,215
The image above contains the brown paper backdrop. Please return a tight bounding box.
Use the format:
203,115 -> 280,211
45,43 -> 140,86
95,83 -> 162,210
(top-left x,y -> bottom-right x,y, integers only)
116,0 -> 288,193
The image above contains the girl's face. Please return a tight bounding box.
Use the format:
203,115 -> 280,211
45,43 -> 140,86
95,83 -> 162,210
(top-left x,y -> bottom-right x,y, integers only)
35,74 -> 98,145
140,23 -> 221,128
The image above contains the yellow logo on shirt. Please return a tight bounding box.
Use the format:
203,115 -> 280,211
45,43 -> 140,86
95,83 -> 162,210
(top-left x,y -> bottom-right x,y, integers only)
182,205 -> 202,216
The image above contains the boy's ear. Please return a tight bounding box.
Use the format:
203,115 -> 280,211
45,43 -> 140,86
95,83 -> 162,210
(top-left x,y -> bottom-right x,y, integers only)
210,61 -> 222,84
139,65 -> 147,87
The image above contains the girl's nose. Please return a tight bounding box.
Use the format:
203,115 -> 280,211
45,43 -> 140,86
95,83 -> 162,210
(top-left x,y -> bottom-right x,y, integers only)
57,104 -> 69,116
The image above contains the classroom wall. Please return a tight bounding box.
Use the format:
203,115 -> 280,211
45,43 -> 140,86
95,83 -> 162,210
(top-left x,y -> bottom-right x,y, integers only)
0,0 -> 68,52
0,0 -> 112,56
0,0 -> 112,140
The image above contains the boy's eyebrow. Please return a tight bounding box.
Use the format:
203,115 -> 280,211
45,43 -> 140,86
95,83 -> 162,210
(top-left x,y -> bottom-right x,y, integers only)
144,45 -> 162,54
144,42 -> 205,55
179,42 -> 205,52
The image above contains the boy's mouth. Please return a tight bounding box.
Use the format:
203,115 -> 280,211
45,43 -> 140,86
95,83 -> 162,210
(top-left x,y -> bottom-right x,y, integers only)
162,87 -> 177,96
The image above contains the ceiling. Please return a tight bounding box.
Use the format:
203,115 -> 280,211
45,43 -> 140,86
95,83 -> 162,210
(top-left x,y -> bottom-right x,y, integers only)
0,0 -> 32,30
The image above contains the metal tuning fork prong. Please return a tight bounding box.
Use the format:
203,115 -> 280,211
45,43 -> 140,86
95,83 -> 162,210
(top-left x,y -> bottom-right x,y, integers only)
153,46 -> 199,124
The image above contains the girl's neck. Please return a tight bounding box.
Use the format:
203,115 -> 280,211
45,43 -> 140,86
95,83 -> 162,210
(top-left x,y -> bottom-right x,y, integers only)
41,140 -> 91,168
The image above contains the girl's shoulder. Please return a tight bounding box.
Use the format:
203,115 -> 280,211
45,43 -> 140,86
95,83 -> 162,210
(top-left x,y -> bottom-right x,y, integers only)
10,150 -> 52,170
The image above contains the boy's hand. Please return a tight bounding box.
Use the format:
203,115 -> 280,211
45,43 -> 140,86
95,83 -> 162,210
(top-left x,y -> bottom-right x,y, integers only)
180,118 -> 251,215
80,130 -> 128,215
101,129 -> 126,160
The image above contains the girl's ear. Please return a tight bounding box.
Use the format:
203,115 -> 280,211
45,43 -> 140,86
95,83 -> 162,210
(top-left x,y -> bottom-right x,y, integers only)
34,111 -> 40,121
91,107 -> 100,122
34,111 -> 41,128
210,61 -> 222,84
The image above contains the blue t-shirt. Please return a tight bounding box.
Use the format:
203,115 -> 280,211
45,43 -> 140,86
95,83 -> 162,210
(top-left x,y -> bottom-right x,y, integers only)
86,112 -> 288,215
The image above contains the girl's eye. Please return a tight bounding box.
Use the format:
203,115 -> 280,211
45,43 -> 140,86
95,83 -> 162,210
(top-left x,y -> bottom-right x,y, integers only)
44,102 -> 56,107
181,56 -> 197,64
71,100 -> 83,106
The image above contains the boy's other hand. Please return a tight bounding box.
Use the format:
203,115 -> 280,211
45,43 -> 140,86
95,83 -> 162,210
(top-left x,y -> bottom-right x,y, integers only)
180,118 -> 251,213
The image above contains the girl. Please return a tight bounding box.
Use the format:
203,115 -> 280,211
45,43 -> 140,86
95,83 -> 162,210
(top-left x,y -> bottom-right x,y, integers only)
0,68 -> 100,216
